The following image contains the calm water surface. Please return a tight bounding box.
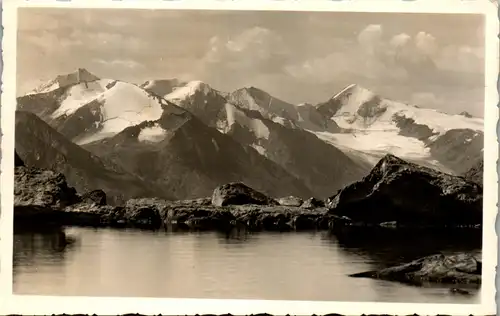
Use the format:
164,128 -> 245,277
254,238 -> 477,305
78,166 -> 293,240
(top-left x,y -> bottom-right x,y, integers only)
13,226 -> 482,303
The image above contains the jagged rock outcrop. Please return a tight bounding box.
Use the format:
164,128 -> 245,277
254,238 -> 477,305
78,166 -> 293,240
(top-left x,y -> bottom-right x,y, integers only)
14,165 -> 81,210
350,253 -> 481,285
462,159 -> 483,186
301,197 -> 325,209
211,182 -> 279,207
327,154 -> 483,227
81,189 -> 107,206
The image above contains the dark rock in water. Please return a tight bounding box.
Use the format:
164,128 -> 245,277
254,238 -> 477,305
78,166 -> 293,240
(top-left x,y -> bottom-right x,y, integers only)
450,288 -> 472,295
14,166 -> 81,210
350,253 -> 481,285
301,197 -> 325,209
459,111 -> 473,118
326,154 -> 482,228
15,151 -> 25,167
278,196 -> 303,207
81,189 -> 107,206
212,182 -> 278,207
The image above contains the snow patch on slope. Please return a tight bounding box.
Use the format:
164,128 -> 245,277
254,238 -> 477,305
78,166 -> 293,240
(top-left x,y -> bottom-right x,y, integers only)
224,103 -> 270,140
165,80 -> 212,103
77,82 -> 164,144
138,123 -> 167,143
51,79 -> 114,118
251,144 -> 267,155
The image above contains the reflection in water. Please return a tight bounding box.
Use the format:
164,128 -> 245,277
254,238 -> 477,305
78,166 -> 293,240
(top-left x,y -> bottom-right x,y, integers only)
13,227 -> 79,274
13,226 -> 482,303
326,227 -> 482,268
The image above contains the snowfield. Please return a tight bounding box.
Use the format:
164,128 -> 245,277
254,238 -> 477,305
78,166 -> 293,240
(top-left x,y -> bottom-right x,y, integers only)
51,80 -> 114,118
76,81 -> 164,144
327,84 -> 483,137
165,80 -> 212,103
314,130 -> 453,172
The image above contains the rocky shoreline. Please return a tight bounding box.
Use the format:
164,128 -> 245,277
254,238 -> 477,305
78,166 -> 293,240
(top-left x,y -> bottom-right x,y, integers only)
14,152 -> 483,232
14,151 -> 483,287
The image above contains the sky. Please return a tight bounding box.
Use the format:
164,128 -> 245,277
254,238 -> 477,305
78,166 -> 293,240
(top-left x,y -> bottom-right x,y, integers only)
17,8 -> 486,116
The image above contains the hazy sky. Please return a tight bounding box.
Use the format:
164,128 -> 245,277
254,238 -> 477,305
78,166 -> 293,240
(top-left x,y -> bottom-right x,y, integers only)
17,8 -> 485,116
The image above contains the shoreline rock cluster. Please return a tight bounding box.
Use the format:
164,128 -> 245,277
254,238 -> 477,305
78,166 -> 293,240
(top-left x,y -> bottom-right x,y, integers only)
14,152 -> 483,232
350,253 -> 482,288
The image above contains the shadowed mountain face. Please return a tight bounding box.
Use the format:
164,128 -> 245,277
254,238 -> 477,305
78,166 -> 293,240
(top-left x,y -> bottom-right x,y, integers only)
462,158 -> 483,186
228,87 -> 341,133
162,83 -> 368,198
15,110 -> 169,205
82,103 -> 313,200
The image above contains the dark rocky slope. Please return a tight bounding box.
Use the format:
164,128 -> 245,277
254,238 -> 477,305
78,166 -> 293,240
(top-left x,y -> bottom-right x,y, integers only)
326,154 -> 483,228
427,129 -> 483,175
462,158 -> 483,186
167,86 -> 368,198
15,111 -> 169,205
82,104 -> 313,200
227,109 -> 367,198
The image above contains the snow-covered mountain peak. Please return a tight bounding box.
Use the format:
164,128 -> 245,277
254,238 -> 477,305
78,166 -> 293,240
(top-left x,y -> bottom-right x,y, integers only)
330,84 -> 378,112
165,80 -> 215,103
29,68 -> 100,95
141,78 -> 182,90
317,83 -> 483,136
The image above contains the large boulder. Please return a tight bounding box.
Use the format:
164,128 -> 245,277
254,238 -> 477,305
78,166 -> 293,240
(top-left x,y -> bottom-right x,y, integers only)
327,154 -> 482,227
211,182 -> 278,207
81,189 -> 107,206
350,253 -> 481,285
14,166 -> 81,210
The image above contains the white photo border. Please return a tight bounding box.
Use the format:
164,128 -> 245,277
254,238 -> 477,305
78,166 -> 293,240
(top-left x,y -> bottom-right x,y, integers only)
1,0 -> 498,314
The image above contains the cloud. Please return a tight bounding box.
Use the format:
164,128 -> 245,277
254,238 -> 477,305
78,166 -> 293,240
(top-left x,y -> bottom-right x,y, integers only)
201,27 -> 290,71
195,26 -> 293,88
284,24 -> 483,89
93,59 -> 144,69
357,24 -> 383,54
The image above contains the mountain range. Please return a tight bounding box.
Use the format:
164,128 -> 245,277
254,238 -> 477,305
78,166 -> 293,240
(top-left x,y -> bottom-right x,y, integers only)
16,68 -> 484,203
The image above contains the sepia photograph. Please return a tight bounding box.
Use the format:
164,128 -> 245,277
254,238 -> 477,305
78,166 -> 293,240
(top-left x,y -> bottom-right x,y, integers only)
1,0 -> 498,314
